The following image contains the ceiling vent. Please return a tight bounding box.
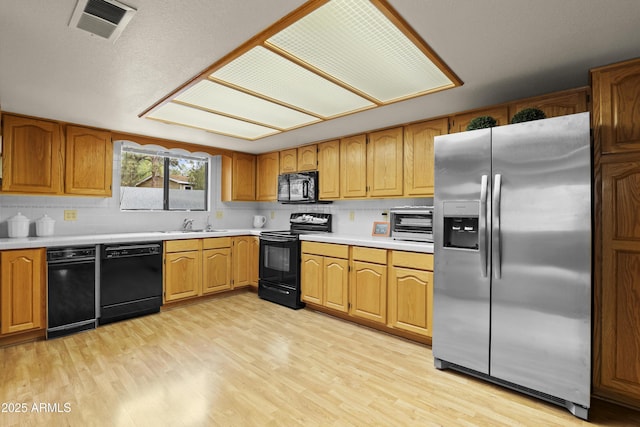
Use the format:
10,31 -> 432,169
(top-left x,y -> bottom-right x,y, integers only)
69,0 -> 136,42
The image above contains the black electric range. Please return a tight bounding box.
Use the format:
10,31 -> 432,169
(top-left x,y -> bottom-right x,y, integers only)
258,213 -> 332,309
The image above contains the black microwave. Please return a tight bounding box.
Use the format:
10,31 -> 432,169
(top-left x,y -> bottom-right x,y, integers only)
278,171 -> 318,203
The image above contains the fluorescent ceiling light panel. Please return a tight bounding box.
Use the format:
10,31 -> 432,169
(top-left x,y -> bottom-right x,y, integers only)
147,103 -> 280,140
211,46 -> 374,118
175,80 -> 321,130
142,0 -> 461,141
267,0 -> 454,102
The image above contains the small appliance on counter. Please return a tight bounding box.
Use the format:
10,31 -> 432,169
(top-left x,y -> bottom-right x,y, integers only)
7,212 -> 29,238
36,214 -> 55,236
389,206 -> 433,242
258,212 -> 332,309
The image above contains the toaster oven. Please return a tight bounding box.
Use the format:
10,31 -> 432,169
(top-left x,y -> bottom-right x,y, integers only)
390,206 -> 433,242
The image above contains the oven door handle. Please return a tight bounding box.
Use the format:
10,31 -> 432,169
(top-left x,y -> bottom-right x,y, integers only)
47,257 -> 96,265
261,283 -> 291,295
260,236 -> 296,243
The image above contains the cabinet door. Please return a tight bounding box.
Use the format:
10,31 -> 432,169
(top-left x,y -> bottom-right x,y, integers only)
367,127 -> 403,197
318,140 -> 340,199
164,251 -> 201,302
202,248 -> 231,294
256,152 -> 279,201
232,236 -> 251,288
297,145 -> 317,171
232,153 -> 256,201
350,260 -> 387,324
388,267 -> 432,337
324,257 -> 349,313
592,59 -> 640,154
509,88 -> 588,121
404,119 -> 448,197
250,236 -> 260,287
0,248 -> 45,334
340,134 -> 367,198
65,126 -> 113,196
597,161 -> 640,404
450,106 -> 510,133
1,115 -> 63,194
301,253 -> 323,305
280,148 -> 297,173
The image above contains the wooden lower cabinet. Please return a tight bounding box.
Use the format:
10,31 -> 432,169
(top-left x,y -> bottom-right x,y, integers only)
388,251 -> 433,338
595,160 -> 640,407
301,242 -> 349,312
249,236 -> 259,288
0,248 -> 45,335
232,236 -> 251,288
164,237 -> 238,303
164,240 -> 202,302
349,247 -> 387,324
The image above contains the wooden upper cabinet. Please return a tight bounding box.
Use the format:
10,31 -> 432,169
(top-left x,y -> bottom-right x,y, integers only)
65,125 -> 113,196
0,248 -> 45,335
404,118 -> 448,197
450,106 -> 510,134
279,148 -> 297,173
367,127 -> 403,197
592,58 -> 640,154
340,134 -> 367,198
297,144 -> 317,171
1,115 -> 63,194
256,151 -> 279,201
318,140 -> 340,200
508,87 -> 588,121
221,152 -> 256,201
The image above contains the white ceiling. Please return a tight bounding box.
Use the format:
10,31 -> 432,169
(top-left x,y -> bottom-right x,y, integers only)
1,0 -> 639,154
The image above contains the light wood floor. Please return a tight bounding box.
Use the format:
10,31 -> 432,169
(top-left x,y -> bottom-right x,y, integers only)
1,292 -> 639,427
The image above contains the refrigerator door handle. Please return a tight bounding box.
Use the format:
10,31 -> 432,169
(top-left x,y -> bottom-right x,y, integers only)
492,174 -> 502,279
479,174 -> 488,277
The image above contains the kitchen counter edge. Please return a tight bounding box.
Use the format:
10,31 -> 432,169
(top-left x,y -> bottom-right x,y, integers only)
0,231 -> 434,253
299,234 -> 433,253
0,229 -> 265,250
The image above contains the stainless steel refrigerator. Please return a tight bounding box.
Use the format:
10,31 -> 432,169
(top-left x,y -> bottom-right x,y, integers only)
432,112 -> 591,419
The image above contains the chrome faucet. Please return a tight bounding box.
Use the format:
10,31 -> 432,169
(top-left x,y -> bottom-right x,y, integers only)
182,218 -> 194,231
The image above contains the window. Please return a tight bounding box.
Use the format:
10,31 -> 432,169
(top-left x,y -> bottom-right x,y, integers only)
119,146 -> 208,211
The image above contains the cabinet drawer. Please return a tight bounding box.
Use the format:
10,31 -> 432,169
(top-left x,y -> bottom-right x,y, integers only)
391,251 -> 433,270
301,242 -> 348,258
352,246 -> 387,264
165,239 -> 201,253
202,237 -> 231,250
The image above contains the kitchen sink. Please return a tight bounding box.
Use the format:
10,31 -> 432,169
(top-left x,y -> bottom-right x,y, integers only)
160,229 -> 228,233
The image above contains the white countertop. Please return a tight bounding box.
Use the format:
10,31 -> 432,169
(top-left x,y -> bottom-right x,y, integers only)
0,229 -> 263,250
299,234 -> 433,253
0,229 -> 433,253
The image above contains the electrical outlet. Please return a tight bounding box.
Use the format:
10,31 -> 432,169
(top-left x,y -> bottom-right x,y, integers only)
270,211 -> 275,219
64,210 -> 78,221
349,211 -> 355,221
215,210 -> 223,219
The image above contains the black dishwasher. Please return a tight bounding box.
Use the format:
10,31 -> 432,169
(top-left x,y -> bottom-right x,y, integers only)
47,246 -> 97,339
99,242 -> 163,325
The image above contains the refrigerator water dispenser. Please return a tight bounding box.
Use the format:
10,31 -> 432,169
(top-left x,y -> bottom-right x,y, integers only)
442,201 -> 479,250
